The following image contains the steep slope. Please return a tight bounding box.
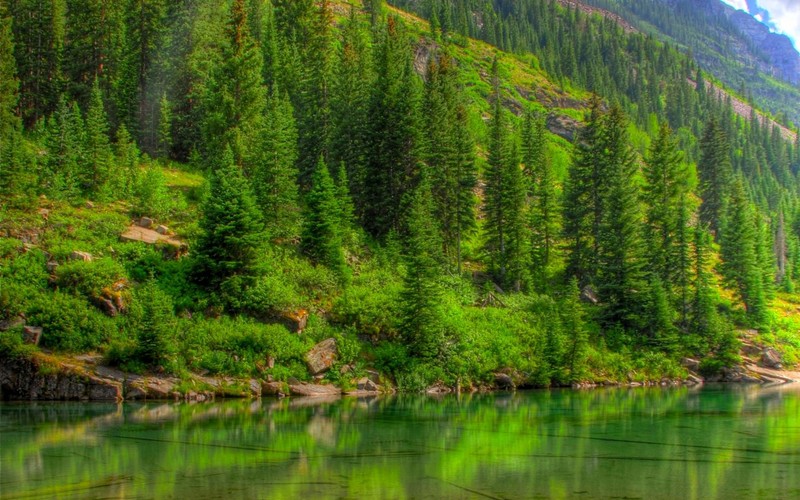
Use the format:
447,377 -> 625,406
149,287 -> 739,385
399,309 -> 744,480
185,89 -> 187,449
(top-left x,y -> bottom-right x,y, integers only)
584,0 -> 800,125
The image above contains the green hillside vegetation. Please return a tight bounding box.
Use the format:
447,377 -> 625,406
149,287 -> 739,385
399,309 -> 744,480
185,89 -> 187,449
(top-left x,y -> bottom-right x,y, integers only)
1,0 -> 799,391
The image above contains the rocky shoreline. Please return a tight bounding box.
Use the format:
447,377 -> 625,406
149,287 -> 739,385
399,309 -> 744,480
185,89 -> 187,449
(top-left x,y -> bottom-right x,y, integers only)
1,348 -> 798,402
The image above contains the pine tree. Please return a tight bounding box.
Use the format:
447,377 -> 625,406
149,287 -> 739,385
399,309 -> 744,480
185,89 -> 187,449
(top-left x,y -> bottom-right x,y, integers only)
364,16 -> 422,238
690,226 -> 717,351
251,89 -> 300,240
0,10 -> 22,195
194,146 -> 264,293
523,108 -> 559,291
329,7 -> 373,218
561,278 -> 588,383
720,178 -> 766,324
295,0 -> 334,189
114,124 -> 140,198
84,78 -> 114,197
698,118 -> 733,236
45,98 -> 85,200
301,157 -> 346,275
595,106 -> 647,331
564,96 -> 604,285
200,0 -> 266,167
452,104 -> 478,275
643,123 -> 688,297
400,178 -> 444,359
157,92 -> 172,160
133,282 -> 176,368
484,58 -> 526,290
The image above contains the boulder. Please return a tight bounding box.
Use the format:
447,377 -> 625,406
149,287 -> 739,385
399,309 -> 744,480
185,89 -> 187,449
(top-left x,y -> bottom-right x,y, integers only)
426,383 -> 451,395
98,298 -> 118,317
306,338 -> 337,375
262,381 -> 287,397
85,201 -> 95,209
46,261 -> 59,273
357,377 -> 379,392
139,217 -> 154,228
761,348 -> 782,369
288,382 -> 341,397
22,326 -> 42,345
494,373 -> 515,390
70,251 -> 93,262
282,309 -> 309,333
580,285 -> 599,305
156,225 -> 169,235
680,357 -> 700,371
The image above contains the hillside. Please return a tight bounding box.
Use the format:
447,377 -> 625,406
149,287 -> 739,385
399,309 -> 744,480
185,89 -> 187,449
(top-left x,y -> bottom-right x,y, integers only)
2,0 -> 800,398
583,0 -> 800,126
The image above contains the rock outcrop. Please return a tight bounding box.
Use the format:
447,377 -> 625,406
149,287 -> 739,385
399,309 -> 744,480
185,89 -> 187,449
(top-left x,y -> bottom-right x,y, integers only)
306,338 -> 337,375
0,355 -> 122,401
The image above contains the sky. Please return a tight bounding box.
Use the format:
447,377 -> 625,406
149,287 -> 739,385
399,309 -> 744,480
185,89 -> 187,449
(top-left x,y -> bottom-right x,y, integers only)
720,0 -> 800,50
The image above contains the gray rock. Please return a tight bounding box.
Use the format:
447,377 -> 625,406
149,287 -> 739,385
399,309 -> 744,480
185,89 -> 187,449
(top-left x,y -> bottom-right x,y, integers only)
761,348 -> 783,369
681,357 -> 700,371
139,217 -> 154,228
357,377 -> 379,392
22,326 -> 42,345
288,382 -> 341,397
69,251 -> 93,262
46,261 -> 59,273
494,373 -> 515,390
262,381 -> 287,397
156,225 -> 169,235
580,285 -> 599,305
306,338 -> 337,375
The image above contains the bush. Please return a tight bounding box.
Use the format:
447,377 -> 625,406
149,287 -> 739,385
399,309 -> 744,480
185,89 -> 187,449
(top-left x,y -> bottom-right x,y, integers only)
55,257 -> 127,299
26,291 -> 117,351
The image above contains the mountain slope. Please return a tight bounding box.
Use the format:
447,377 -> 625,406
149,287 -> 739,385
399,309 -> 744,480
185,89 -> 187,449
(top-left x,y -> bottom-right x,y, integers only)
583,0 -> 800,126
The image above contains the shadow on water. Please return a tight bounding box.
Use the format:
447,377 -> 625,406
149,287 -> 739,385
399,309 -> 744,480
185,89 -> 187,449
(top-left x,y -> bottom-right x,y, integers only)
2,384 -> 800,499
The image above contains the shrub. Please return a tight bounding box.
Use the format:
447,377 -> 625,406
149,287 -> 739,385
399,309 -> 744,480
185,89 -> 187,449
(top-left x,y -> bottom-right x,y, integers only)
55,257 -> 127,299
26,291 -> 116,351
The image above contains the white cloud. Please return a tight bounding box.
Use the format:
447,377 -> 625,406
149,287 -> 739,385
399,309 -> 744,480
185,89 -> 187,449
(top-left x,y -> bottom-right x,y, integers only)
721,0 -> 750,11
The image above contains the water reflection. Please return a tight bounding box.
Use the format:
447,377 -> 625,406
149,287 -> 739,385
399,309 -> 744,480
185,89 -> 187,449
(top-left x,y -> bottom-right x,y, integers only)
1,385 -> 799,499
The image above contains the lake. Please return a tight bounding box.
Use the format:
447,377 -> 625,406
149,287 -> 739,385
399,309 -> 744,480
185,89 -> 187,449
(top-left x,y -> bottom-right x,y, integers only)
1,385 -> 799,499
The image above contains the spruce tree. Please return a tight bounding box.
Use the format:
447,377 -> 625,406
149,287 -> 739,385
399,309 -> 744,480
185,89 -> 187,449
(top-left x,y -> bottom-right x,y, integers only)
301,157 -> 346,275
564,96 -> 604,285
329,7 -> 373,218
720,179 -> 765,324
251,89 -> 300,240
595,106 -> 647,331
0,10 -> 22,195
45,98 -> 86,200
484,58 -> 525,290
643,123 -> 687,296
157,93 -> 172,160
698,118 -> 733,236
200,0 -> 266,167
364,16 -> 422,238
84,78 -> 114,197
400,178 -> 444,359
523,108 -> 559,291
194,146 -> 264,293
133,282 -> 176,368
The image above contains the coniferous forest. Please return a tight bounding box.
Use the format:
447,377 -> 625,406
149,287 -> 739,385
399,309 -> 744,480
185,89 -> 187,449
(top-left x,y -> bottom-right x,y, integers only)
2,0 -> 800,392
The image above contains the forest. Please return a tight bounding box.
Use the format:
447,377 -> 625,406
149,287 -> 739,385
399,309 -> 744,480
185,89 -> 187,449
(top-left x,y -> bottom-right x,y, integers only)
1,0 -> 800,391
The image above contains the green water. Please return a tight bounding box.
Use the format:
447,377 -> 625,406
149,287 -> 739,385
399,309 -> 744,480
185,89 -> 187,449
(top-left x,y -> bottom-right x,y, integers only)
1,385 -> 799,499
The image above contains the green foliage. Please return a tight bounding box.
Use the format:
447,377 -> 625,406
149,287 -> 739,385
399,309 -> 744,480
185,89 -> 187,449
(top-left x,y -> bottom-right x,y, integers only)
54,258 -> 126,300
26,291 -> 116,352
301,157 -> 347,276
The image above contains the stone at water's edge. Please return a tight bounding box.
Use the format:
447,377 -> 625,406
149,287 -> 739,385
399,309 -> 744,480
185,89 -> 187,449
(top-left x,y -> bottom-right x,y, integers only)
0,355 -> 122,401
762,348 -> 783,369
288,382 -> 341,397
306,338 -> 337,375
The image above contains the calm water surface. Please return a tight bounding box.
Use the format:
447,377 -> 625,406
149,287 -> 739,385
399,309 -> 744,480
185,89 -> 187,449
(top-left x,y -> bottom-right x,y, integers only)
1,385 -> 799,499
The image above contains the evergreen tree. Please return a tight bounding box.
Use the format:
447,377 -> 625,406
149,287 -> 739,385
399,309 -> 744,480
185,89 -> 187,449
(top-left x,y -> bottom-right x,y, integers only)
595,106 -> 647,331
301,157 -> 346,275
114,124 -> 139,198
364,16 -> 422,238
0,10 -> 22,195
157,92 -> 172,160
698,118 -> 733,235
720,179 -> 766,324
691,226 -> 717,351
562,278 -> 588,383
484,58 -> 526,290
44,98 -> 85,199
251,89 -> 300,240
400,178 -> 444,359
200,0 -> 266,167
84,78 -> 114,197
452,104 -> 478,275
523,108 -> 559,291
564,96 -> 604,285
329,7 -> 373,218
643,123 -> 688,296
133,282 -> 176,368
194,146 -> 264,294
